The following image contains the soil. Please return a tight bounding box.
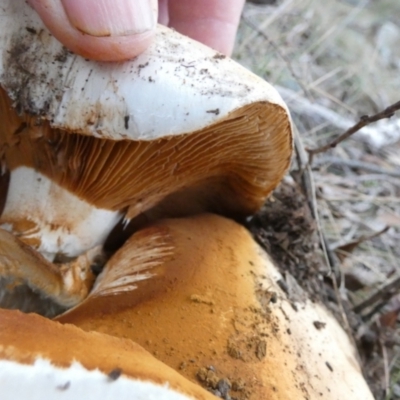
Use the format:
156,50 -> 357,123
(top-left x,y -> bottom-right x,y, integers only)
196,366 -> 251,400
249,181 -> 326,303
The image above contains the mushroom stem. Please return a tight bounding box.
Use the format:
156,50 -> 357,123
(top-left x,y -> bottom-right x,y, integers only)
0,228 -> 96,308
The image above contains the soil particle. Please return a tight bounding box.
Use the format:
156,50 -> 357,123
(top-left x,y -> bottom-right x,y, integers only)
196,366 -> 248,400
107,368 -> 122,381
25,27 -> 37,35
227,334 -> 269,364
56,381 -> 70,391
276,278 -> 290,295
213,53 -> 226,60
179,361 -> 187,370
217,378 -> 232,397
256,289 -> 278,309
255,340 -> 267,360
196,367 -> 219,390
313,321 -> 326,330
54,47 -> 69,63
190,294 -> 215,306
227,340 -> 242,360
206,108 -> 220,115
124,115 -> 130,130
325,361 -> 334,372
231,378 -> 245,391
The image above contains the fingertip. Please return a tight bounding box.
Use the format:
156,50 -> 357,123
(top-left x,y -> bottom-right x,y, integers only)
28,0 -> 157,61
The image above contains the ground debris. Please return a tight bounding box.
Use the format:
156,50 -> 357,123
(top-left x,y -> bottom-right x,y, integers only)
249,181 -> 326,303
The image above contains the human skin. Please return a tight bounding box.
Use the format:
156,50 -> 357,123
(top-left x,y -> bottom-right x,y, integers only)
28,0 -> 245,61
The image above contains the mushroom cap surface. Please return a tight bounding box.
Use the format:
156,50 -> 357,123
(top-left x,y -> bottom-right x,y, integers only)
0,309 -> 215,400
0,1 -> 288,141
57,214 -> 374,400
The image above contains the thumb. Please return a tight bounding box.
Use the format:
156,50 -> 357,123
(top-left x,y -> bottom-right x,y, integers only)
28,0 -> 158,61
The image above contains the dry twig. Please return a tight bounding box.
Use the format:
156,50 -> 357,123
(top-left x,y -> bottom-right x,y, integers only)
333,226 -> 390,260
291,126 -> 352,332
353,275 -> 400,315
314,157 -> 400,178
379,320 -> 391,398
307,100 -> 400,164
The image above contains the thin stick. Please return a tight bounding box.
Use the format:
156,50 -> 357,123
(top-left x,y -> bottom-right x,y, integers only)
314,156 -> 400,178
379,322 -> 390,398
292,127 -> 351,332
353,275 -> 400,314
307,100 -> 400,163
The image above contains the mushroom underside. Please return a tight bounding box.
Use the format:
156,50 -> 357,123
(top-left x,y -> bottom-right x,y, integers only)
0,2 -> 293,309
0,87 -> 291,309
0,89 -> 291,219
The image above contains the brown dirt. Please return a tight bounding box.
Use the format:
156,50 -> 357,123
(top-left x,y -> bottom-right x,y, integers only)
249,181 -> 325,302
195,365 -> 254,400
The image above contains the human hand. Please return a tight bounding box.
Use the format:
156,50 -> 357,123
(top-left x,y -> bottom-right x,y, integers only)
28,0 -> 245,61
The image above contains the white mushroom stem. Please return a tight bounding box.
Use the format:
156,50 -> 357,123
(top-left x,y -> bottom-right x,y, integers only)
57,214 -> 374,400
1,167 -> 121,259
0,309 -> 215,400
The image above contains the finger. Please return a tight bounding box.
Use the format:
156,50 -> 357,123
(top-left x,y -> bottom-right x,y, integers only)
158,0 -> 169,25
28,0 -> 158,62
167,0 -> 245,56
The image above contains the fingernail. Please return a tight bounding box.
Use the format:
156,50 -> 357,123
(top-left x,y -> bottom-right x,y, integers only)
61,0 -> 157,37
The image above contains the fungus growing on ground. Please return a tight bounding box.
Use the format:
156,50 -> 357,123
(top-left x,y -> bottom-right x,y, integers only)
0,0 -> 291,308
56,214 -> 374,400
0,1 -> 374,399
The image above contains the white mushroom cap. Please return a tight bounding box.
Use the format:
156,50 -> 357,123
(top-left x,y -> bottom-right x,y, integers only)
57,214 -> 374,400
0,1 -> 287,141
0,309 -> 215,400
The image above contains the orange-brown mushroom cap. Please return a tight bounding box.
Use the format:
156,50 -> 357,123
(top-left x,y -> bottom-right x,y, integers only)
0,308 -> 215,400
57,214 -> 374,400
